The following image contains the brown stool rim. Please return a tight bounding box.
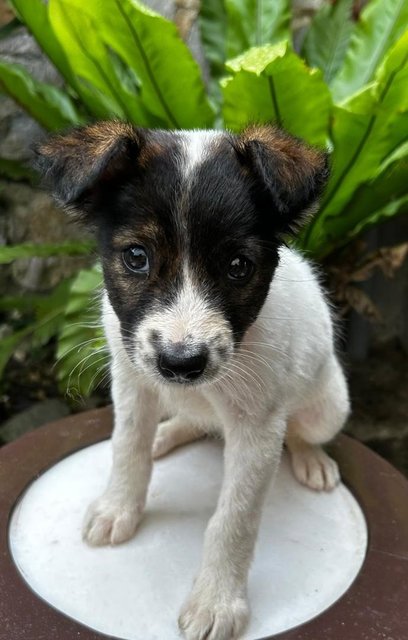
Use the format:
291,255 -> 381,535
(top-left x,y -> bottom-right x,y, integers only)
0,406 -> 407,640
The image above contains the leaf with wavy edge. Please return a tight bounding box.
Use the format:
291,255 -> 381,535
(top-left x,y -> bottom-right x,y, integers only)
0,241 -> 95,265
336,146 -> 408,242
99,0 -> 215,128
57,266 -> 106,396
222,42 -> 331,146
225,0 -> 290,59
9,0 -> 75,88
51,0 -> 214,128
0,278 -> 72,379
302,0 -> 353,84
350,194 -> 408,241
300,153 -> 408,258
49,1 -> 145,121
0,60 -> 83,130
331,0 -> 408,102
199,0 -> 227,109
200,0 -> 227,80
301,32 -> 408,257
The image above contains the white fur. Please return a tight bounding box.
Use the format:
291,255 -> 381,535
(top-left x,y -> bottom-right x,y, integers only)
84,246 -> 349,640
182,130 -> 224,177
134,264 -> 233,383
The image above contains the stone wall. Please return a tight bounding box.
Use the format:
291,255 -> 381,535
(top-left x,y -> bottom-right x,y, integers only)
0,19 -> 91,293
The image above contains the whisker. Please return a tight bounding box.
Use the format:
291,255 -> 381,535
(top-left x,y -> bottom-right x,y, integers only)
236,349 -> 278,376
66,349 -> 109,388
241,341 -> 289,356
222,359 -> 264,395
54,337 -> 107,366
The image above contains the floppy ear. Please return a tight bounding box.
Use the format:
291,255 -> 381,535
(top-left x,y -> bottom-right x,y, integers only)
234,125 -> 329,233
33,120 -> 143,218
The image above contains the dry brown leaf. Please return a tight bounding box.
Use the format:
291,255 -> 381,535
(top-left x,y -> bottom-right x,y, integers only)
350,242 -> 408,282
342,285 -> 382,322
326,240 -> 408,322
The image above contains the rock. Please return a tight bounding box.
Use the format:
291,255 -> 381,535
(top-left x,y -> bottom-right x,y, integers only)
0,27 -> 60,162
0,180 -> 93,291
0,398 -> 71,443
0,22 -> 90,293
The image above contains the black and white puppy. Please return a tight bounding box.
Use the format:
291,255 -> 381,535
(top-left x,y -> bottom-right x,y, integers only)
36,122 -> 350,640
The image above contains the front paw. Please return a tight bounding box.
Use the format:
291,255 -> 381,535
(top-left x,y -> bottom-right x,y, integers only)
179,586 -> 249,640
82,496 -> 143,546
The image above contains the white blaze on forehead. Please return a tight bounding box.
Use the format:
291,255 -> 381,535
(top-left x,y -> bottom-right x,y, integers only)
181,130 -> 224,178
160,264 -> 226,344
135,263 -> 232,349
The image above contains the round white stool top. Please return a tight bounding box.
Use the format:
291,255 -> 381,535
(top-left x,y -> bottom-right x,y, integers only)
9,439 -> 367,640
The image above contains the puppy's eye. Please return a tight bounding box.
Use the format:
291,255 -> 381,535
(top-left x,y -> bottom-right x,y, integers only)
228,255 -> 254,282
122,246 -> 149,274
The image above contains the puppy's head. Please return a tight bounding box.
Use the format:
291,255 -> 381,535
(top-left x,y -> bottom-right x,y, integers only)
35,122 -> 328,386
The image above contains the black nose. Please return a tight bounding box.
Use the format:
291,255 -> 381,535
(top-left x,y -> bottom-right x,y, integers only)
158,344 -> 207,381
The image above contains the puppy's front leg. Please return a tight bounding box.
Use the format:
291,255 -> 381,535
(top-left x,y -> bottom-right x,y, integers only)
179,409 -> 286,640
83,358 -> 159,546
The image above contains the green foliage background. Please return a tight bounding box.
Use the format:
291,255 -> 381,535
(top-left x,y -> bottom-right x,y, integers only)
0,0 -> 407,395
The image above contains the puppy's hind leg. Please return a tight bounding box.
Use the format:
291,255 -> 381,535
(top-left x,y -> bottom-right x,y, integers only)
152,417 -> 204,459
286,431 -> 341,492
286,356 -> 350,492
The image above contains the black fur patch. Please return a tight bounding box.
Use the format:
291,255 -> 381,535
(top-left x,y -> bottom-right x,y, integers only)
95,130 -> 186,345
234,125 -> 329,232
35,122 -> 329,350
184,136 -> 280,341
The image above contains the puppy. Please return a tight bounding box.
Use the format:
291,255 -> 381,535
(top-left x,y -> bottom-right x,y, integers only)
36,122 -> 350,640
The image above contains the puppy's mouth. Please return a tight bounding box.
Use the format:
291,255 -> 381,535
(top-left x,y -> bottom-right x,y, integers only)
157,373 -> 207,386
